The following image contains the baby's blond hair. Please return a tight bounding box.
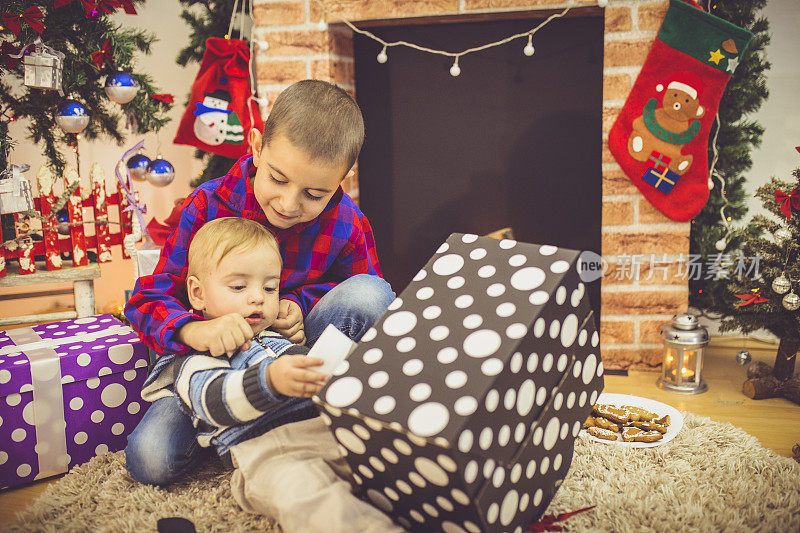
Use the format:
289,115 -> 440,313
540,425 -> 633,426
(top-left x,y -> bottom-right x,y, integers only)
187,217 -> 281,279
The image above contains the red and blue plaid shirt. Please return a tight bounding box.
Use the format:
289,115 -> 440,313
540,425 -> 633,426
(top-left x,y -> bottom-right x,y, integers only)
124,155 -> 383,355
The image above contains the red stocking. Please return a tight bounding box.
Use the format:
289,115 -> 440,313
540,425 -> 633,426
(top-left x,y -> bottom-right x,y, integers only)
608,0 -> 752,221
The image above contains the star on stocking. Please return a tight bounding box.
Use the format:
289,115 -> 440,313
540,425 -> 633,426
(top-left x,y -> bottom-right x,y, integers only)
709,48 -> 724,65
726,55 -> 739,73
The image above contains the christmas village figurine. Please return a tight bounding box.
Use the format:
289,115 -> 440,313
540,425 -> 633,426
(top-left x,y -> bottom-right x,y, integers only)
0,163 -> 34,215
192,89 -> 244,147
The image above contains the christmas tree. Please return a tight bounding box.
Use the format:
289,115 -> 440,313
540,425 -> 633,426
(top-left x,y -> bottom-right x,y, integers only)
0,1 -> 172,175
720,164 -> 799,404
176,0 -> 250,187
689,0 -> 770,312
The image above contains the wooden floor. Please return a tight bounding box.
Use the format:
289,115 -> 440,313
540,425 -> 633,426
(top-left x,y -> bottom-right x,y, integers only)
1,337 -> 799,528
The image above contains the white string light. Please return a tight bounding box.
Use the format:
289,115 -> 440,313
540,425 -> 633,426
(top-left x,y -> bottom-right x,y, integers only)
310,0 -> 572,75
706,113 -> 734,251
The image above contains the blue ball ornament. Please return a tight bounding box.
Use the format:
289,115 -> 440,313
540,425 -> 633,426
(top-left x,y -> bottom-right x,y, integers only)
55,100 -> 90,134
146,156 -> 175,187
126,153 -> 151,182
104,71 -> 140,104
56,208 -> 70,235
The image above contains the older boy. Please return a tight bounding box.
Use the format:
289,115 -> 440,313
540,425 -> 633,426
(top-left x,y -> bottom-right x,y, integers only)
144,218 -> 401,532
124,80 -> 394,485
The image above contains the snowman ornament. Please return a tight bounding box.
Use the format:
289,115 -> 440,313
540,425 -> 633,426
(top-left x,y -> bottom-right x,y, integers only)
192,89 -> 244,146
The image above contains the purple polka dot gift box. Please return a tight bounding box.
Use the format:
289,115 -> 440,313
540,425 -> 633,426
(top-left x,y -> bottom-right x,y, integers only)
0,314 -> 150,490
313,233 -> 605,533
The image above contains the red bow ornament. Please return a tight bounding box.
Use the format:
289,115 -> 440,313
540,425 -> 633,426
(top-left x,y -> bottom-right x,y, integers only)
1,41 -> 21,70
149,93 -> 174,104
775,188 -> 800,220
735,288 -> 770,307
2,6 -> 45,36
54,0 -> 99,16
91,38 -> 114,69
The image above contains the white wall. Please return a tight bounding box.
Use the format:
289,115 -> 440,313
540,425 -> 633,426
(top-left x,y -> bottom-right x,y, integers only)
1,0 -> 202,318
744,0 -> 800,220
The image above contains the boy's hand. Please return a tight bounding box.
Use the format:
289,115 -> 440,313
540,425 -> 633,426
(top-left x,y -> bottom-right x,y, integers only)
273,299 -> 305,344
177,314 -> 253,357
267,355 -> 329,397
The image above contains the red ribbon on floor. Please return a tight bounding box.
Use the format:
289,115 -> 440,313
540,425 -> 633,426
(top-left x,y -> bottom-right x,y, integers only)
2,6 -> 45,36
529,505 -> 597,532
149,93 -> 174,104
91,38 -> 114,69
735,288 -> 769,307
775,188 -> 799,220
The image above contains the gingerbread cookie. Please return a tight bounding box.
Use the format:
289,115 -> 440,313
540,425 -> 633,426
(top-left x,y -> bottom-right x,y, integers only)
593,417 -> 621,433
627,406 -> 658,422
587,426 -> 618,441
592,404 -> 630,424
630,421 -> 668,434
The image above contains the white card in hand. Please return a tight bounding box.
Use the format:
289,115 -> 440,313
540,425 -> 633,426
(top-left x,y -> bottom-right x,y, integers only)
306,324 -> 357,375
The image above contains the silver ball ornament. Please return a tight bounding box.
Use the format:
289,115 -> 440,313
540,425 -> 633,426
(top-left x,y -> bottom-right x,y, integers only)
782,292 -> 800,311
735,350 -> 751,365
55,100 -> 90,134
771,275 -> 791,295
145,157 -> 175,187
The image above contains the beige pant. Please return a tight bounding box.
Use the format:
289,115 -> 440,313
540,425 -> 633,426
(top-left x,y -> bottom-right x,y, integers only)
230,417 -> 405,533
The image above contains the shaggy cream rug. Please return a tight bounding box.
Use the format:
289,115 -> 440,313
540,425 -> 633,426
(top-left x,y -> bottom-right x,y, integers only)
5,414 -> 800,532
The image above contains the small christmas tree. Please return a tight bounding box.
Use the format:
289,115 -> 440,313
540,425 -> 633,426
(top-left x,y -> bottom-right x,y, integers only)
690,0 -> 771,313
176,0 -> 249,187
0,1 -> 172,174
720,162 -> 800,404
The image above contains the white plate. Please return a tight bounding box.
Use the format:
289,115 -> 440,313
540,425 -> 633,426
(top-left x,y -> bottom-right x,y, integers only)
579,392 -> 684,448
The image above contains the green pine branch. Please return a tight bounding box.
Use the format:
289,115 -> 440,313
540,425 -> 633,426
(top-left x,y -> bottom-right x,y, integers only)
690,0 -> 771,315
176,0 -> 249,187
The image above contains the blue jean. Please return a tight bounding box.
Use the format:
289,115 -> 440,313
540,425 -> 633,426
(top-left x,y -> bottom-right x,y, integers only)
125,273 -> 394,486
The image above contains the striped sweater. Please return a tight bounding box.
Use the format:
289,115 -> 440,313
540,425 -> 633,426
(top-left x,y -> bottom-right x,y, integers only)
141,330 -> 318,455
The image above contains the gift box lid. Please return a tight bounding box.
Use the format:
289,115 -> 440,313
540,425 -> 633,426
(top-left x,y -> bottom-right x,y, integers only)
0,314 -> 147,398
317,233 -> 597,468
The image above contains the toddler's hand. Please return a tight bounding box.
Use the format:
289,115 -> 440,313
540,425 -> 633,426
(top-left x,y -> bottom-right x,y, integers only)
267,355 -> 328,397
177,314 -> 253,357
272,299 -> 305,344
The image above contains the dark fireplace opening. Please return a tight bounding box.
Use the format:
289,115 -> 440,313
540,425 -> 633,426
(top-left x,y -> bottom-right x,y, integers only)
354,14 -> 603,314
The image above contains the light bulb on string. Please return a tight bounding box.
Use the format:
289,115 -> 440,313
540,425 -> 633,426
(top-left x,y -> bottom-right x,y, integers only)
523,35 -> 535,57
598,0 -> 609,7
257,40 -> 269,51
449,57 -> 461,77
377,46 -> 388,64
317,19 -> 328,31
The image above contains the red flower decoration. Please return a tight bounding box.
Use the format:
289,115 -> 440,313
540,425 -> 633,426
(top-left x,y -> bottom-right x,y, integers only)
149,93 -> 174,104
735,288 -> 770,307
91,38 -> 114,69
2,6 -> 45,36
775,188 -> 800,220
1,41 -> 21,70
54,0 -> 97,14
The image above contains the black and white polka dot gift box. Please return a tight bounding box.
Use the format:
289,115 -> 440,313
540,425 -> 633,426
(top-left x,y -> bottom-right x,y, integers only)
313,233 -> 605,533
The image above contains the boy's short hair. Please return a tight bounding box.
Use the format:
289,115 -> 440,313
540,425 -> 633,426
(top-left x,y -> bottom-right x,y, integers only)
187,217 -> 281,278
263,79 -> 365,171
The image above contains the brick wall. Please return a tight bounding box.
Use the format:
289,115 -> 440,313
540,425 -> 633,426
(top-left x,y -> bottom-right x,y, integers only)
252,0 -> 687,369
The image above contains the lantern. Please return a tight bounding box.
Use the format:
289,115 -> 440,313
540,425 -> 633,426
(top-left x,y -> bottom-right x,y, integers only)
23,41 -> 65,96
656,313 -> 709,394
